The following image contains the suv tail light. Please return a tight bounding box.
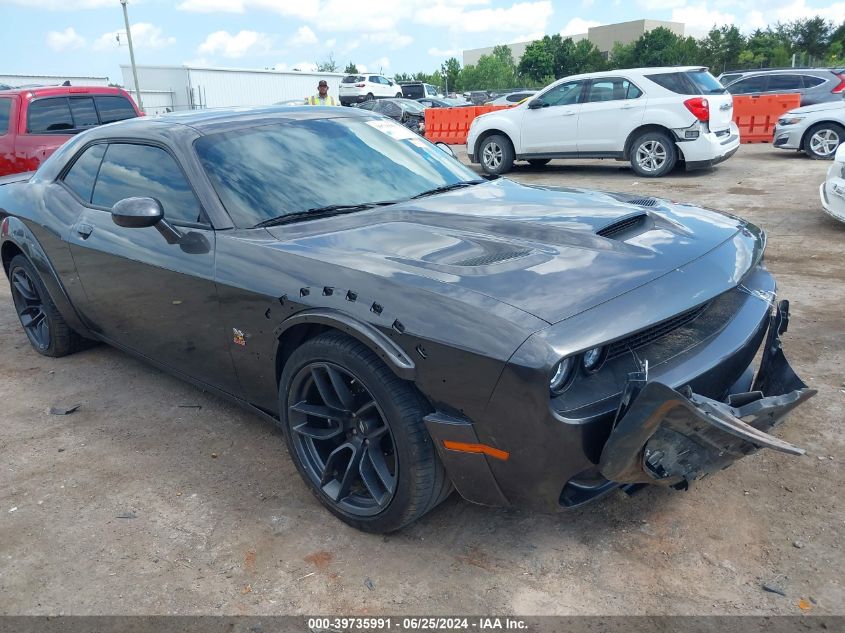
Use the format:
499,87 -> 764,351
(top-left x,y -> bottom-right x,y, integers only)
355,83 -> 366,88
831,73 -> 845,94
684,97 -> 710,122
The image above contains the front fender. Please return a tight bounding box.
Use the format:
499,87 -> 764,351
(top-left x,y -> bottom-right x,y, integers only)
1,215 -> 93,338
274,308 -> 416,380
468,112 -> 523,158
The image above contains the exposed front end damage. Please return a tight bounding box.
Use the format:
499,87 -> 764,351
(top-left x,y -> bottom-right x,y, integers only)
599,300 -> 815,489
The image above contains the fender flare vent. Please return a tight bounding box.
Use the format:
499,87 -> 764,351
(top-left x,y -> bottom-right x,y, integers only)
596,213 -> 648,238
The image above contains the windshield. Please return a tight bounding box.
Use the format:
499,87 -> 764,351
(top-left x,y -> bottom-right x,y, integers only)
342,75 -> 364,83
395,99 -> 425,114
195,117 -> 478,228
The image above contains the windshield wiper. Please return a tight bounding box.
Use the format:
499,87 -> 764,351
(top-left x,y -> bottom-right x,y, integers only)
254,200 -> 399,228
411,180 -> 484,199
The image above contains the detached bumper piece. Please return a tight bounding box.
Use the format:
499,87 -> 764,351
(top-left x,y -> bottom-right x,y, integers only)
599,300 -> 815,489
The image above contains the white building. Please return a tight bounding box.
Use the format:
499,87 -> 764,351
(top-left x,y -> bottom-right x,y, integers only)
0,73 -> 110,89
120,64 -> 346,115
463,19 -> 685,67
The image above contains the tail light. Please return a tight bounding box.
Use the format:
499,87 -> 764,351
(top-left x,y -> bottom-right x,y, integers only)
831,73 -> 845,94
355,83 -> 366,88
684,97 -> 710,122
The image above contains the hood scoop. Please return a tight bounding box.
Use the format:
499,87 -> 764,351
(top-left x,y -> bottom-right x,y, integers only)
596,213 -> 648,239
451,247 -> 534,267
626,197 -> 659,207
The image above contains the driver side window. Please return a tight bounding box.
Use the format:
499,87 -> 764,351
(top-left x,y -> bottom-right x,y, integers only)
538,81 -> 584,107
91,143 -> 205,225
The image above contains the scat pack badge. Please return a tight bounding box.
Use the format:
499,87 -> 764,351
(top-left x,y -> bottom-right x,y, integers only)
232,328 -> 247,346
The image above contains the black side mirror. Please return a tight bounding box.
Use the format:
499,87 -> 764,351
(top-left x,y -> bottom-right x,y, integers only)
435,142 -> 456,158
527,99 -> 547,110
111,196 -> 182,244
111,197 -> 162,228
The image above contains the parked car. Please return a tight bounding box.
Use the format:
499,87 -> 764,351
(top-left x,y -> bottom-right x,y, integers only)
338,74 -> 402,106
467,66 -> 740,177
485,91 -> 537,106
0,85 -> 141,176
772,101 -> 845,159
399,82 -> 442,100
356,97 -> 426,134
417,97 -> 472,108
721,68 -> 845,106
0,106 -> 812,532
820,143 -> 845,222
467,91 -> 491,105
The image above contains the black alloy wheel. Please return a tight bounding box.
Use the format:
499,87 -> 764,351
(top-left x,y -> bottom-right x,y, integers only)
287,361 -> 398,516
10,266 -> 50,352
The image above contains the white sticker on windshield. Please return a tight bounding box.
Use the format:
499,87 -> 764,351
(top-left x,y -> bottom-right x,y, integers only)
366,119 -> 418,140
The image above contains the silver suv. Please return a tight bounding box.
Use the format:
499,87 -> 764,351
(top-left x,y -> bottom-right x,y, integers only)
719,68 -> 845,106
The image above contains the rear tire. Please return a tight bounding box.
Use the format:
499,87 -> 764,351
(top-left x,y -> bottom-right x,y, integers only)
629,131 -> 677,178
366,92 -> 375,101
479,134 -> 514,175
279,332 -> 451,533
803,122 -> 843,159
395,92 -> 402,98
8,255 -> 88,357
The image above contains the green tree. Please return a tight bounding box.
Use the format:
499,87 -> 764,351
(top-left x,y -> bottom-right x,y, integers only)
699,26 -> 745,72
316,52 -> 338,72
343,62 -> 358,74
393,72 -> 412,82
517,39 -> 555,83
442,57 -> 461,92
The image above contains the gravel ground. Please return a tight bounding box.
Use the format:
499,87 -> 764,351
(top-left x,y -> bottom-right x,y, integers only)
0,143 -> 842,616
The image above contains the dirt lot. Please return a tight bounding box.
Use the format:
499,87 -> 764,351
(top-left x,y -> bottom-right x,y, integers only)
1,144 -> 843,616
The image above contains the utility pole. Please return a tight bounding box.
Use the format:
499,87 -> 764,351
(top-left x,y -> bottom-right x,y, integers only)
120,0 -> 144,112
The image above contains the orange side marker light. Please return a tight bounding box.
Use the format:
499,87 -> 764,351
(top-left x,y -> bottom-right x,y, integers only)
442,440 -> 509,461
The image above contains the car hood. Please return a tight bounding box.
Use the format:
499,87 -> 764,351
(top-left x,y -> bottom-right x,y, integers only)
265,179 -> 757,324
787,101 -> 845,115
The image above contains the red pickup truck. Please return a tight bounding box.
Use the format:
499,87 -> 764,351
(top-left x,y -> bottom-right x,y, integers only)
0,85 -> 141,177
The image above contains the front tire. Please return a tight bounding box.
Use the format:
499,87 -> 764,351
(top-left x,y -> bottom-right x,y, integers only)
365,92 -> 375,101
395,92 -> 402,98
279,332 -> 451,533
804,123 -> 843,159
8,255 -> 88,357
479,134 -> 514,175
629,131 -> 677,177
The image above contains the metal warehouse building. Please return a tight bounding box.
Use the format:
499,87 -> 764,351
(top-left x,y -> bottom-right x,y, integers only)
120,64 -> 346,115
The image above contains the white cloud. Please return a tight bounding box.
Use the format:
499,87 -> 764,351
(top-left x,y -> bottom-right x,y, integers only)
509,32 -> 544,43
415,1 -> 553,34
560,18 -> 601,36
46,27 -> 86,52
93,23 -> 175,51
671,3 -> 735,36
370,56 -> 391,72
198,30 -> 274,58
326,38 -> 337,48
428,47 -> 461,57
292,61 -> 319,72
636,0 -> 685,8
290,25 -> 318,46
177,0 -> 321,18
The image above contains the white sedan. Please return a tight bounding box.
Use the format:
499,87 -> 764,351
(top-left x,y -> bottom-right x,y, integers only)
773,101 -> 845,159
820,144 -> 845,222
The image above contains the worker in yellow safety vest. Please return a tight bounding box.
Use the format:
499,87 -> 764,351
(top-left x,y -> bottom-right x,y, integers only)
306,80 -> 337,105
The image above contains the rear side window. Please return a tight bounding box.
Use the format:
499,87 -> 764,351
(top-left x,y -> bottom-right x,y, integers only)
587,79 -> 642,102
368,76 -> 379,83
69,97 -> 99,129
342,75 -> 364,83
92,143 -> 202,224
727,75 -> 768,94
94,96 -> 137,124
686,70 -> 726,94
802,75 -> 826,88
0,98 -> 11,135
767,74 -> 803,91
645,72 -> 693,94
63,144 -> 106,203
27,98 -> 74,133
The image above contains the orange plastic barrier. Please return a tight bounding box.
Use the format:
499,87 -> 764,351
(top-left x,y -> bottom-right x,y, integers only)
732,94 -> 801,143
425,105 -> 511,145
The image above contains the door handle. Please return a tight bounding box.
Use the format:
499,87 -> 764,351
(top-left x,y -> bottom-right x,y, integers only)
620,103 -> 635,109
76,223 -> 93,239
561,110 -> 575,116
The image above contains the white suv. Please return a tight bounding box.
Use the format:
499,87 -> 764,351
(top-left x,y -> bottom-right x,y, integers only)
467,66 -> 740,177
339,74 -> 403,106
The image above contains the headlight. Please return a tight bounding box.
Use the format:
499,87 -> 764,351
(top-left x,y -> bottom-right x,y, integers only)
582,346 -> 607,373
778,116 -> 804,126
549,357 -> 575,395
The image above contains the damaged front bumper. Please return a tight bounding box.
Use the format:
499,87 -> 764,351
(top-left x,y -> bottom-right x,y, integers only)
599,300 -> 815,489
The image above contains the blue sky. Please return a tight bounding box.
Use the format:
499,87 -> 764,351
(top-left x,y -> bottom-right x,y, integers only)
1,0 -> 842,83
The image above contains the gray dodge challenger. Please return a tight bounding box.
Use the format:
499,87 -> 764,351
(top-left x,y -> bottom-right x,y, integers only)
0,106 -> 814,532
